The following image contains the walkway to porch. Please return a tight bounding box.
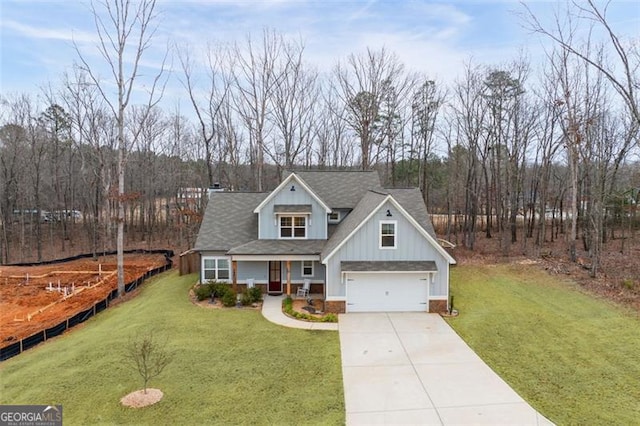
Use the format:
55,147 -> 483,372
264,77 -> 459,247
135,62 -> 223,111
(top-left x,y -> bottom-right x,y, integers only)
261,294 -> 338,331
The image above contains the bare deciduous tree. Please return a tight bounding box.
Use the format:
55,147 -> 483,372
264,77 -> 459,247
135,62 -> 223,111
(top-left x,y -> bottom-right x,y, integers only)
334,47 -> 408,170
178,43 -> 230,187
522,0 -> 640,126
231,29 -> 281,191
75,0 -> 166,296
271,37 -> 318,173
124,329 -> 174,394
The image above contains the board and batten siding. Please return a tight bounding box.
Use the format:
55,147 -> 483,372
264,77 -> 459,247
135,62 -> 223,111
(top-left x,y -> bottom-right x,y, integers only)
325,200 -> 449,298
257,185 -> 328,239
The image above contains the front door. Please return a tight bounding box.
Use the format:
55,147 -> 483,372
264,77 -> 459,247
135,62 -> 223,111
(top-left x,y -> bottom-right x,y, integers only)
268,261 -> 282,294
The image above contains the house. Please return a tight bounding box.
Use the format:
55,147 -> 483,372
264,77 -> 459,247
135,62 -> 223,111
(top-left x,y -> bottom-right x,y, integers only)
193,171 -> 456,313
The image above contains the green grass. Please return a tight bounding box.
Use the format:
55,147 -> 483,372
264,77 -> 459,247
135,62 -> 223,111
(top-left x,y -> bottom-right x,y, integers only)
0,272 -> 344,425
446,264 -> 640,425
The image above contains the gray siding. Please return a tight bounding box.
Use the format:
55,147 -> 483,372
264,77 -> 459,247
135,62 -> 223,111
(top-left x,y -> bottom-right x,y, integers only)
237,261 -> 269,282
258,184 -> 328,239
286,261 -> 326,282
325,200 -> 449,298
237,261 -> 325,283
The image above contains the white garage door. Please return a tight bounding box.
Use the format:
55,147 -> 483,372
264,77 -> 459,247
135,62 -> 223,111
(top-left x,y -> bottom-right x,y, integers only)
346,273 -> 429,312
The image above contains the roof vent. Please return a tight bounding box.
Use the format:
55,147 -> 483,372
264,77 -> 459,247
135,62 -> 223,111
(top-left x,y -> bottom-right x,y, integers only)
208,183 -> 224,197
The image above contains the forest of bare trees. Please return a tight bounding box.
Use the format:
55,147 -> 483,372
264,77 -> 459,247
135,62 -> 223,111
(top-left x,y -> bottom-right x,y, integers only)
1,1 -> 638,287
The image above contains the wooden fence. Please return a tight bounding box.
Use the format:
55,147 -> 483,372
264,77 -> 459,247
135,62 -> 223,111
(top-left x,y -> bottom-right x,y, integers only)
179,250 -> 199,276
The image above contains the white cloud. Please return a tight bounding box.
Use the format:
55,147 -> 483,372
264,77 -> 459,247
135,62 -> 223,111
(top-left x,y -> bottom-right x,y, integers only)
1,19 -> 96,44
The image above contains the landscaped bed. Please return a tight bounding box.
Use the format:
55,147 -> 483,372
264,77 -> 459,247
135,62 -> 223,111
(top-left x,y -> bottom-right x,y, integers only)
446,263 -> 640,425
0,271 -> 345,425
283,297 -> 338,322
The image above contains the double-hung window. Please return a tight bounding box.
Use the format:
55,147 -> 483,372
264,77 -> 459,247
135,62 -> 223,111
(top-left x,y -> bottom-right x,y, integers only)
379,220 -> 397,249
280,215 -> 306,238
301,260 -> 314,277
203,257 -> 230,281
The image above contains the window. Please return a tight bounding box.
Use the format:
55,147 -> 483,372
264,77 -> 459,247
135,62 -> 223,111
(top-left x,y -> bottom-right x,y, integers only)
328,212 -> 340,223
203,257 -> 230,281
280,215 -> 306,238
301,260 -> 314,277
380,220 -> 396,249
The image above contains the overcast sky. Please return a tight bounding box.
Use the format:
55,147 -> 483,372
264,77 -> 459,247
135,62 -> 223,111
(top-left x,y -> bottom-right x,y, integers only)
1,0 -> 638,109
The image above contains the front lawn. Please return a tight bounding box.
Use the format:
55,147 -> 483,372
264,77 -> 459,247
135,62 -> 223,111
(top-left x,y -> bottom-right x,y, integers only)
446,264 -> 640,425
0,271 -> 344,425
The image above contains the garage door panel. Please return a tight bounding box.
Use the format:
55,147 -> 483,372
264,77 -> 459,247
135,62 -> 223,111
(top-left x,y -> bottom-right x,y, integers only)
346,273 -> 429,312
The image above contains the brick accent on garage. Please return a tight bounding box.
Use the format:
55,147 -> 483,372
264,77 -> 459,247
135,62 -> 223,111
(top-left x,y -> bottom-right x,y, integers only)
429,299 -> 448,313
324,300 -> 346,314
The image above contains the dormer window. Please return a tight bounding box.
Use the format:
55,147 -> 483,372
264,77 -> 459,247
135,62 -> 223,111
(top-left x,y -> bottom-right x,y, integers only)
328,211 -> 340,223
280,216 -> 306,239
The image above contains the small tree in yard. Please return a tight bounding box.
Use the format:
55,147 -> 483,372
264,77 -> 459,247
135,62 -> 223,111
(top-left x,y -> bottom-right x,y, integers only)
125,330 -> 174,394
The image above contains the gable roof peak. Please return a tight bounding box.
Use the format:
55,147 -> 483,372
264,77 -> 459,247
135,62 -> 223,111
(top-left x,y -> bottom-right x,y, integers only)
252,172 -> 331,214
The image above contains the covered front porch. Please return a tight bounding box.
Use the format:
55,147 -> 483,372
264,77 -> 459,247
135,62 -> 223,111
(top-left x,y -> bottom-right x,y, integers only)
227,239 -> 326,298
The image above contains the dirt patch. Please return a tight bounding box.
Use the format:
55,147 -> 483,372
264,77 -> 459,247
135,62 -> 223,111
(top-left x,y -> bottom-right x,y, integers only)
0,254 -> 169,347
120,388 -> 163,408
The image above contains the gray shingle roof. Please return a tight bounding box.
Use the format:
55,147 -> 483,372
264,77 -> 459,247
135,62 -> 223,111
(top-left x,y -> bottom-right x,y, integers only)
386,188 -> 437,239
194,192 -> 267,251
227,239 -> 326,255
273,204 -> 312,213
321,191 -> 387,259
195,173 -> 439,264
292,170 -> 382,208
341,261 -> 437,272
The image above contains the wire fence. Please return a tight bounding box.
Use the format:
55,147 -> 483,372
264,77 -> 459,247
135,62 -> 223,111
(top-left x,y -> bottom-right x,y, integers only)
0,249 -> 174,362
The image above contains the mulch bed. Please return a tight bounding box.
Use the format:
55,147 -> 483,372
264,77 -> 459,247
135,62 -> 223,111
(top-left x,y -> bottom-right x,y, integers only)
188,290 -> 262,310
120,388 -> 163,408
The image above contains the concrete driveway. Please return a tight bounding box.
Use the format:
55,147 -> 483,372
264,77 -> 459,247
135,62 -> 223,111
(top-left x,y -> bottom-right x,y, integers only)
339,313 -> 553,425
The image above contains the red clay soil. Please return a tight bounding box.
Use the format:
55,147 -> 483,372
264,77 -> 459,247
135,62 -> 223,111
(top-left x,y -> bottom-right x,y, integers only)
0,254 -> 169,348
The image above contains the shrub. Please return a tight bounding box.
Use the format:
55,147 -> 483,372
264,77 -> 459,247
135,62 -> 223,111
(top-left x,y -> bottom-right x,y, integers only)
194,284 -> 214,301
212,282 -> 232,299
247,286 -> 262,303
321,313 -> 338,323
240,287 -> 262,306
283,296 -> 293,312
221,290 -> 237,307
240,291 -> 252,306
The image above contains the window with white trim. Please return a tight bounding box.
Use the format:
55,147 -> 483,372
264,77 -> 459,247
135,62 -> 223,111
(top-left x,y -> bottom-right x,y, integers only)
203,257 -> 230,281
301,260 -> 314,277
328,211 -> 340,223
379,220 -> 396,249
280,215 -> 306,238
